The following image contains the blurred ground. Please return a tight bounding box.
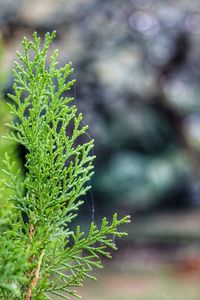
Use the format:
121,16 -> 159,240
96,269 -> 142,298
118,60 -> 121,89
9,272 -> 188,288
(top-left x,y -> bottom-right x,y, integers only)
78,262 -> 200,300
65,210 -> 200,299
77,268 -> 200,300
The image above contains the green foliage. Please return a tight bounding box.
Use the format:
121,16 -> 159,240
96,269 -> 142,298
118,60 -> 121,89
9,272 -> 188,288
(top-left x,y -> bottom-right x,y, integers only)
0,35 -> 22,227
0,32 -> 130,299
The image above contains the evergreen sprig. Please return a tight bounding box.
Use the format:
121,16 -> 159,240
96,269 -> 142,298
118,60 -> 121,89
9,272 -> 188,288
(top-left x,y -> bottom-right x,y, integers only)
0,32 -> 130,299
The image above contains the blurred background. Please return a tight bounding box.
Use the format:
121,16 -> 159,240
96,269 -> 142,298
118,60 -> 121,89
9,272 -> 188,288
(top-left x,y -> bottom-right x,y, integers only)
1,0 -> 200,299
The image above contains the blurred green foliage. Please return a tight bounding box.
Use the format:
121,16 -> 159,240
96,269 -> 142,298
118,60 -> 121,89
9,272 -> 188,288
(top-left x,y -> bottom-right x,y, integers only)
0,35 -> 21,222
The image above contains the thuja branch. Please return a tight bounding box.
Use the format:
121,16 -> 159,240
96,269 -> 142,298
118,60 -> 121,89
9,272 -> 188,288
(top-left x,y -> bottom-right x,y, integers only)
0,31 -> 130,299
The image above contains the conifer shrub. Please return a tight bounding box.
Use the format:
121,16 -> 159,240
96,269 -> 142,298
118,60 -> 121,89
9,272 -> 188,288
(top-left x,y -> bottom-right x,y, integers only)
0,32 -> 130,300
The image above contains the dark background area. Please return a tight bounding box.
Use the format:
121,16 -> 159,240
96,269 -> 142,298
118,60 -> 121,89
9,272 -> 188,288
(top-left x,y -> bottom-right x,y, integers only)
1,0 -> 200,299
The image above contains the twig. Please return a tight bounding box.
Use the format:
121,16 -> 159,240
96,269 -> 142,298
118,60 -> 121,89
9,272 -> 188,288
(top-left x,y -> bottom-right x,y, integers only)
29,224 -> 34,242
25,249 -> 45,300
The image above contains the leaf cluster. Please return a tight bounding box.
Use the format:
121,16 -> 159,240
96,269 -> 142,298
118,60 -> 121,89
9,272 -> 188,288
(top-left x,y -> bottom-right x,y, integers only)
0,32 -> 130,299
